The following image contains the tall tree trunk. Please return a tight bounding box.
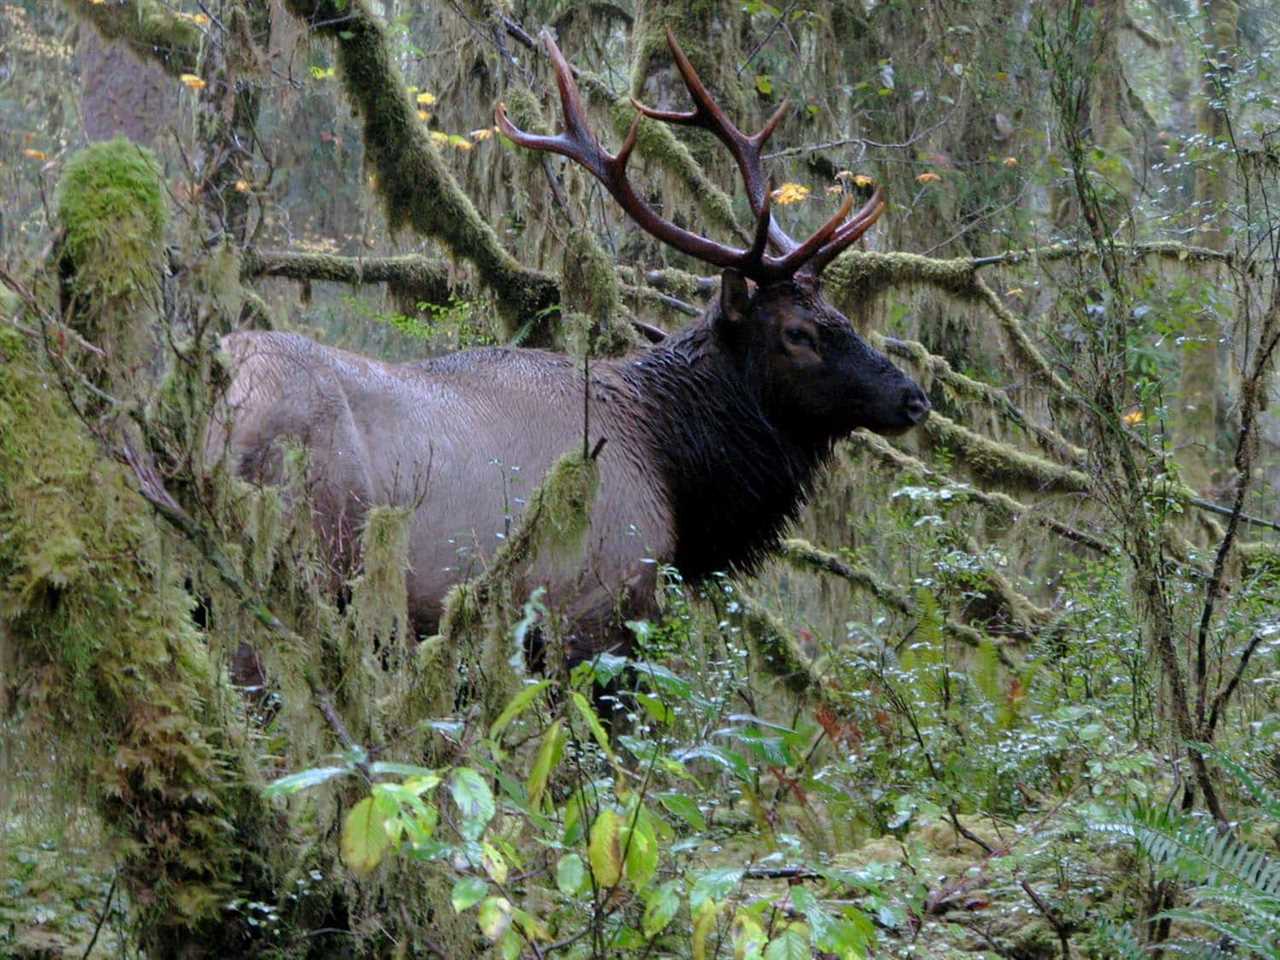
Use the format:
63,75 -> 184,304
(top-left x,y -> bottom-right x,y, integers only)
1179,0 -> 1239,494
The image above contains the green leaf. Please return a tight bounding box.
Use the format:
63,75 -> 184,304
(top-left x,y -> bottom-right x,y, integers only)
755,74 -> 774,96
450,767 -> 495,840
477,896 -> 512,941
556,852 -> 586,895
340,794 -> 394,875
624,806 -> 659,889
526,719 -> 565,810
451,876 -> 489,912
764,929 -> 810,960
263,766 -> 350,796
589,807 -> 624,888
490,680 -> 551,740
643,880 -> 681,938
571,692 -> 612,757
690,867 -> 743,914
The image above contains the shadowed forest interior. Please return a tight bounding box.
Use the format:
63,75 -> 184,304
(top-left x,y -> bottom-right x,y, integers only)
2,0 -> 1280,957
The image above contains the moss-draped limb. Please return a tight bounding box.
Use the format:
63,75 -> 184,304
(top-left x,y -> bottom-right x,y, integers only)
243,249 -> 464,306
923,412 -> 1093,495
846,430 -> 1111,554
63,0 -> 202,77
777,539 -> 1013,663
281,0 -> 558,338
875,333 -> 1085,463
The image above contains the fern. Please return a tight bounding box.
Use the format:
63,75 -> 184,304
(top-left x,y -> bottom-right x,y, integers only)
1090,802 -> 1280,959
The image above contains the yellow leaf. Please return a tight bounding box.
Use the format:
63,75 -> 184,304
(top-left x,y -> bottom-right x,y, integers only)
470,127 -> 496,141
417,110 -> 432,122
340,796 -> 391,876
233,179 -> 251,193
588,808 -> 624,888
853,173 -> 874,188
916,171 -> 941,183
770,182 -> 811,205
416,91 -> 437,106
1122,409 -> 1144,426
1006,287 -> 1024,298
180,73 -> 207,90
22,148 -> 47,161
1003,156 -> 1019,167
192,13 -> 210,25
692,900 -> 720,960
430,131 -> 449,146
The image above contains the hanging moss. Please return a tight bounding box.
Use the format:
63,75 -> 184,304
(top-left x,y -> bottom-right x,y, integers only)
561,229 -> 637,356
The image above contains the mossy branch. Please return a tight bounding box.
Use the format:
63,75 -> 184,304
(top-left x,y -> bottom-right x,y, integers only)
923,411 -> 1093,495
777,539 -> 1014,663
64,0 -> 202,77
971,240 -> 1234,269
847,429 -> 1111,554
242,249 -> 462,305
875,333 -> 1085,463
281,0 -> 558,337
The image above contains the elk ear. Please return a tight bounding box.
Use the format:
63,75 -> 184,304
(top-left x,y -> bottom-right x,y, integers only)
716,269 -> 752,331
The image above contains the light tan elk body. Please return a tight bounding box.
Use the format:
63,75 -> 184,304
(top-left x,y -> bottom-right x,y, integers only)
208,31 -> 929,659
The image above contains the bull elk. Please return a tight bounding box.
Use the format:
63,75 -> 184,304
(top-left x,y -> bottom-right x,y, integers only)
209,30 -> 929,662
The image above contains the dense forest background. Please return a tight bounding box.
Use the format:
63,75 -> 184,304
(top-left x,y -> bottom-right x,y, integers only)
2,0 -> 1280,957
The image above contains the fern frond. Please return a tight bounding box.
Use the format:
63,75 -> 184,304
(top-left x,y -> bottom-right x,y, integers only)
1091,918 -> 1149,960
1096,805 -> 1280,898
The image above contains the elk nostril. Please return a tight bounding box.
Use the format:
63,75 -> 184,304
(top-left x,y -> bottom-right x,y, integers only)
903,386 -> 931,424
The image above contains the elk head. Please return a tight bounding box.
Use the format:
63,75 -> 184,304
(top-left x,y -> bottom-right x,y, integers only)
497,29 -> 929,440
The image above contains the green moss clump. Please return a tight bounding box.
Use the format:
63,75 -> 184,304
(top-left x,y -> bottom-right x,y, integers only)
58,138 -> 167,301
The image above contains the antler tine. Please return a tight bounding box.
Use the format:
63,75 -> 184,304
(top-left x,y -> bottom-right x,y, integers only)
632,28 -> 797,254
496,29 -> 763,271
801,187 -> 887,277
765,193 -> 855,279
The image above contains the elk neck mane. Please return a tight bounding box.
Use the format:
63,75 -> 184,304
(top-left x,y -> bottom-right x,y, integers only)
620,311 -> 831,582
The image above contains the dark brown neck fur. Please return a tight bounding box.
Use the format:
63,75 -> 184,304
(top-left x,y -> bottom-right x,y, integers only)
621,318 -> 832,582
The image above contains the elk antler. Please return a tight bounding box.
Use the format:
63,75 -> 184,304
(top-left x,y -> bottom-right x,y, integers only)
631,28 -> 885,277
496,29 -> 881,284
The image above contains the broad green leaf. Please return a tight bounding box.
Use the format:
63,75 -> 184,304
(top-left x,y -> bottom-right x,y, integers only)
643,880 -> 681,938
589,807 -> 624,888
263,766 -> 349,796
556,853 -> 586,895
690,867 -> 744,914
763,929 -> 810,960
340,794 -> 395,875
526,720 -> 565,810
477,896 -> 512,941
571,692 -> 612,757
450,767 -> 495,840
657,792 -> 706,831
635,693 -> 673,725
451,876 -> 489,912
489,680 -> 551,739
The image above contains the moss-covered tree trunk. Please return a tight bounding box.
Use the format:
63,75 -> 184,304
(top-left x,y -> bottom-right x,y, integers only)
1,139 -> 299,959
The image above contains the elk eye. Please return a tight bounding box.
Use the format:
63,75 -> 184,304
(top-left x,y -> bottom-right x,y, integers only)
784,327 -> 816,350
